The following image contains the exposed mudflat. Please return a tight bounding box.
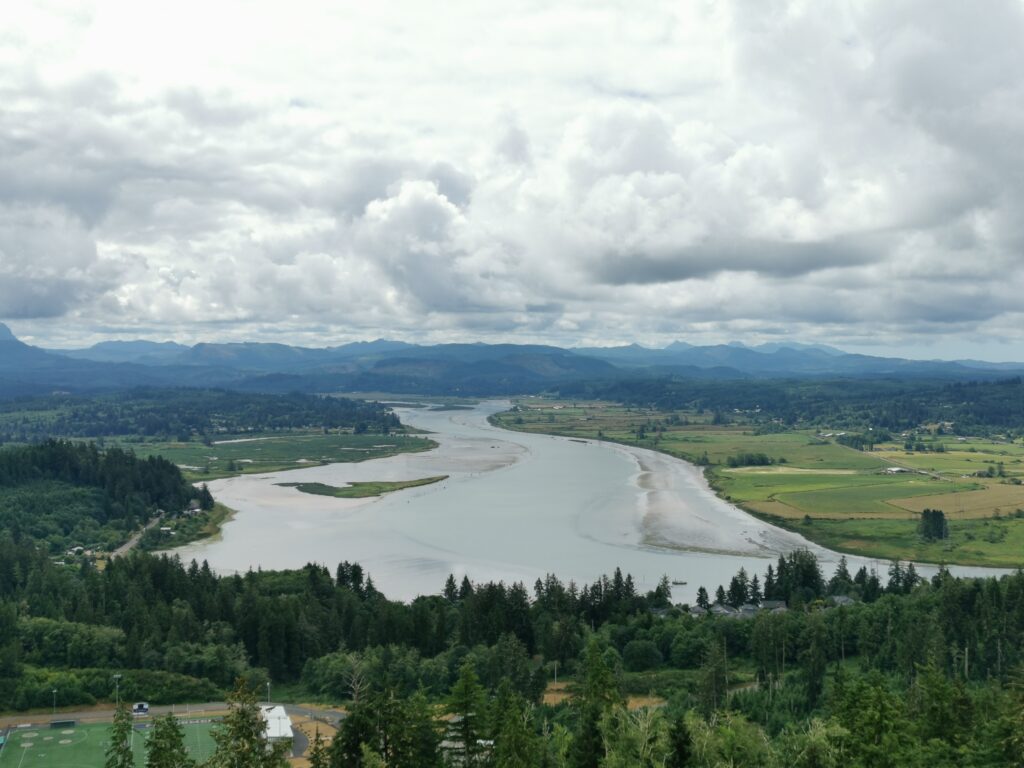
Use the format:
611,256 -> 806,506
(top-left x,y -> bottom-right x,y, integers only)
173,402 -> 1004,601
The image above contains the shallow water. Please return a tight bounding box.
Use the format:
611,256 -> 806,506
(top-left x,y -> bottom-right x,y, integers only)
172,401 -> 1004,601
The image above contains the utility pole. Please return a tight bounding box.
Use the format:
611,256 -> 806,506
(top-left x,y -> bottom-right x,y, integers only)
113,674 -> 122,708
52,689 -> 57,717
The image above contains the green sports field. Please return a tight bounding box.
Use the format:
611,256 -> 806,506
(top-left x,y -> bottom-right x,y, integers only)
0,719 -> 218,767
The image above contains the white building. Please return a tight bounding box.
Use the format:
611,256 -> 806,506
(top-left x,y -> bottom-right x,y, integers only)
260,705 -> 293,743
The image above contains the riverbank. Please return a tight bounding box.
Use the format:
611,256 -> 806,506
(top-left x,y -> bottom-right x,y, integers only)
489,400 -> 1024,568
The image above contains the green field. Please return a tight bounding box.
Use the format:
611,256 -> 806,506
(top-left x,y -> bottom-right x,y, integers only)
277,475 -> 448,499
0,719 -> 218,767
117,432 -> 438,481
493,400 -> 1024,566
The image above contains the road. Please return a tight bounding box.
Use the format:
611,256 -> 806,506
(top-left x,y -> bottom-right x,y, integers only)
0,701 -> 346,730
111,513 -> 164,558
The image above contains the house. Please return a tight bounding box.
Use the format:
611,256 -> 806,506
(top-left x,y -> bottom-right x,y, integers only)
261,705 -> 293,744
759,600 -> 786,611
710,604 -> 736,617
829,595 -> 856,607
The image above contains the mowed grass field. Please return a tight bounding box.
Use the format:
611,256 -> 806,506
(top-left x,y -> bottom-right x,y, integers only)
0,719 -> 218,768
116,432 -> 438,481
494,401 -> 1024,566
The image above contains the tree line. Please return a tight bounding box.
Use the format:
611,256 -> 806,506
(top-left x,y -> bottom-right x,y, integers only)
0,389 -> 400,443
558,376 -> 1024,435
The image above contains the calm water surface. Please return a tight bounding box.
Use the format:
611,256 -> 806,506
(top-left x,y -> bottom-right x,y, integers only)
173,402 -> 1002,601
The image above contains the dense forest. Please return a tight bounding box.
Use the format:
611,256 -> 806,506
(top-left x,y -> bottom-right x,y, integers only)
4,535 -> 1024,765
0,389 -> 400,443
0,440 -> 204,553
560,375 -> 1024,434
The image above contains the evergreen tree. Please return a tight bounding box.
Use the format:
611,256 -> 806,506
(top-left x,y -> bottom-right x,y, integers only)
801,614 -> 827,710
308,729 -> 328,768
570,637 -> 622,768
207,681 -> 288,768
105,701 -> 135,768
695,586 -> 709,610
145,714 -> 194,768
828,556 -> 853,596
330,698 -> 378,768
447,661 -> 487,767
749,575 -> 762,605
699,639 -> 728,714
493,694 -> 538,768
443,574 -> 458,602
391,690 -> 441,768
665,713 -> 692,768
764,565 -> 776,600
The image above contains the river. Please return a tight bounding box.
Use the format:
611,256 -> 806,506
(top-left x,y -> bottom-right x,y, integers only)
172,401 -> 1001,601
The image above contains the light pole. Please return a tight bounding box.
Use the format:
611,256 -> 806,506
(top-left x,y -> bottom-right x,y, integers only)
266,681 -> 271,705
113,674 -> 122,708
52,689 -> 57,717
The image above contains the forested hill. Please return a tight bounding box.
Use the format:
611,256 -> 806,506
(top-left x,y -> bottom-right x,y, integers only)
3,541 -> 1024,763
0,440 -> 205,553
0,389 -> 400,443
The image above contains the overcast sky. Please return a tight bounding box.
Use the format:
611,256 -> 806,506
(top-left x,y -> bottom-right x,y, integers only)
2,0 -> 1023,359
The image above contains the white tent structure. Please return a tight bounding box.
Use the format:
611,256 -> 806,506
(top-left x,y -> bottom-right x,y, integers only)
261,705 -> 293,743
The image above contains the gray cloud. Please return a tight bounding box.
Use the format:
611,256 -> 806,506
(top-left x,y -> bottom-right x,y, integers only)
591,238 -> 880,285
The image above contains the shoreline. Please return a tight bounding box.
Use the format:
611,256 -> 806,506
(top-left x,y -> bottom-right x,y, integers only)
488,411 -> 1013,571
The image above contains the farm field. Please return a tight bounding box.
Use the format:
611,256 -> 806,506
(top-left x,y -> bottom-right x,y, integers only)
115,432 -> 438,482
494,400 -> 1024,566
0,719 -> 218,768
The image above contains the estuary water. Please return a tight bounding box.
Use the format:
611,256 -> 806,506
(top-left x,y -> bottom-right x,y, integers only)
173,401 -> 1001,601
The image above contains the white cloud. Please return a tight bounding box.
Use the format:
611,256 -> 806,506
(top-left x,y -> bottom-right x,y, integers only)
2,0 -> 1024,358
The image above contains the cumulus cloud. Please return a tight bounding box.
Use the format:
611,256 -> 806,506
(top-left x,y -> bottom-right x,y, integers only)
2,0 -> 1024,357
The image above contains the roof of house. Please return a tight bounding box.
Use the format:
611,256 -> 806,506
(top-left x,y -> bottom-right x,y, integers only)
261,705 -> 293,741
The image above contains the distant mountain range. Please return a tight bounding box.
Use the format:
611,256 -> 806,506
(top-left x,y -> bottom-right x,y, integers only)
0,322 -> 1022,398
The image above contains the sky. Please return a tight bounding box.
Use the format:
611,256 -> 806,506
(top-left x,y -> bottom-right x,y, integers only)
1,0 -> 1023,360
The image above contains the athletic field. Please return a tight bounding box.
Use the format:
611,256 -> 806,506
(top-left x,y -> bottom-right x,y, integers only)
0,719 -> 218,767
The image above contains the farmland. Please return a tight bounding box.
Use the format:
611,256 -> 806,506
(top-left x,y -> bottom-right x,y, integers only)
492,400 -> 1024,566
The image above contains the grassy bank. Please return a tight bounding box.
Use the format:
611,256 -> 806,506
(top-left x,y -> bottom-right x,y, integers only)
144,502 -> 236,551
116,431 -> 438,481
491,400 -> 1024,567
